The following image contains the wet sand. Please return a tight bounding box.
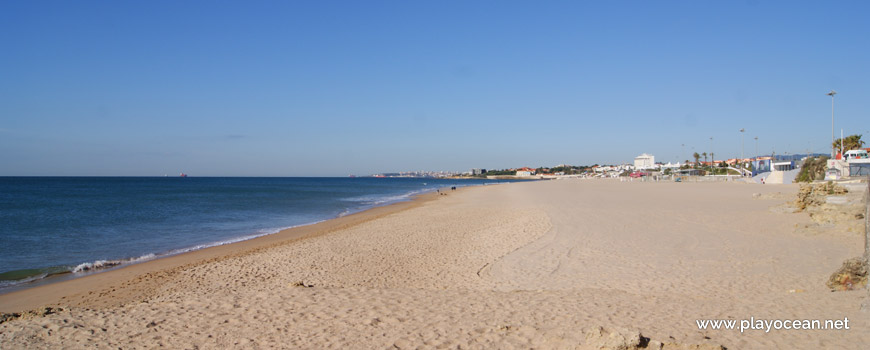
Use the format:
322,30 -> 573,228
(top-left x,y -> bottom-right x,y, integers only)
1,179 -> 867,349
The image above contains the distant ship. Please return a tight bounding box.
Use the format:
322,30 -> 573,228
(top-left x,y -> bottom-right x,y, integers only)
180,172 -> 188,178
348,175 -> 357,178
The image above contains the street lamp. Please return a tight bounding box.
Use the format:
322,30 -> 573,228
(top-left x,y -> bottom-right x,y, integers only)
754,136 -> 758,159
827,90 -> 837,157
739,128 -> 745,173
709,137 -> 714,173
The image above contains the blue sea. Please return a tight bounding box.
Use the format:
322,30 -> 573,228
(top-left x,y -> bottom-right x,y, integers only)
0,177 -> 513,291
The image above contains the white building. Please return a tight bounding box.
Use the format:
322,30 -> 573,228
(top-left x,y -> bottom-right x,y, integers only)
634,154 -> 655,170
661,162 -> 681,171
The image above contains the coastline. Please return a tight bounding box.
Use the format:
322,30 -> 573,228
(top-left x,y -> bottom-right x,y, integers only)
0,190 -> 442,313
0,177 -> 482,293
2,179 -> 867,349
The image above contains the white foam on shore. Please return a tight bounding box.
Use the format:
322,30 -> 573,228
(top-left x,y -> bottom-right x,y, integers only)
0,273 -> 49,288
3,182 -> 502,291
340,183 -> 481,207
337,187 -> 448,217
72,253 -> 157,273
341,189 -> 429,205
1,223 -> 327,291
160,222 -> 325,257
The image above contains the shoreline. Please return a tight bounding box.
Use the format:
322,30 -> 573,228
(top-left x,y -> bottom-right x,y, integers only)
0,178 -> 492,297
1,179 -> 867,348
0,178 -> 510,294
0,189 -> 444,313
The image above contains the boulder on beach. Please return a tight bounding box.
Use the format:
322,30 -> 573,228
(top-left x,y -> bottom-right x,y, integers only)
826,257 -> 868,291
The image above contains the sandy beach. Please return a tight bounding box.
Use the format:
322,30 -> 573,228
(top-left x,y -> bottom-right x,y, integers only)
1,179 -> 868,349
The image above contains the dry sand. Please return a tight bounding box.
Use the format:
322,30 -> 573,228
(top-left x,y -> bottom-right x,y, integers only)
1,179 -> 868,349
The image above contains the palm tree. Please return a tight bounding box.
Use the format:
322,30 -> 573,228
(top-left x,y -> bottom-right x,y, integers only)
693,152 -> 700,168
702,152 -> 708,167
832,134 -> 865,155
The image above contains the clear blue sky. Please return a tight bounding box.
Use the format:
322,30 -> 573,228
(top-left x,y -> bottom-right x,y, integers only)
1,1 -> 867,176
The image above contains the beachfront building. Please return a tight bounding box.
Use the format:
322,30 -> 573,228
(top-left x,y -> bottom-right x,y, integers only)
676,168 -> 703,176
471,168 -> 487,175
660,162 -> 681,172
634,154 -> 655,170
772,161 -> 795,172
515,167 -> 536,177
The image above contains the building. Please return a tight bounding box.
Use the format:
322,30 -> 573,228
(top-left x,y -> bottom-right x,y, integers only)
772,161 -> 795,172
515,167 -> 536,177
633,154 -> 655,170
471,168 -> 487,175
660,162 -> 682,171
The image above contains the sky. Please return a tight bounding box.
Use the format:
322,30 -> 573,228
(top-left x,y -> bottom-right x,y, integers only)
1,1 -> 868,176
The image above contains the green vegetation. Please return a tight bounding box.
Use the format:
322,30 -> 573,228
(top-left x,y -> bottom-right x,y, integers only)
468,164 -> 597,177
478,169 -> 514,176
795,156 -> 829,183
707,167 -> 738,175
549,165 -> 594,174
832,134 -> 865,154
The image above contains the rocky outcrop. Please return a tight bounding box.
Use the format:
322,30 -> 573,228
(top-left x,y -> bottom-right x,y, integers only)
826,257 -> 868,291
793,182 -> 864,234
794,182 -> 847,211
581,327 -> 725,350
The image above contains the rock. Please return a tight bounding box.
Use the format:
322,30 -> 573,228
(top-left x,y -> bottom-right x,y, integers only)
291,281 -> 314,288
581,327 -> 726,350
795,182 -> 847,211
583,326 -> 644,350
826,257 -> 868,291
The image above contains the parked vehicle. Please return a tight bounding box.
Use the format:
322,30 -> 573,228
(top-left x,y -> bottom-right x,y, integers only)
844,149 -> 869,163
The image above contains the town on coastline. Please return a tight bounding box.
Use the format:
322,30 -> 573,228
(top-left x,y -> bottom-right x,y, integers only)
367,135 -> 869,184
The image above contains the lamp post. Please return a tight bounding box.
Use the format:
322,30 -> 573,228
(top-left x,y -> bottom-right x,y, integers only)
740,128 -> 745,173
754,136 -> 758,159
710,137 -> 714,174
827,90 -> 837,157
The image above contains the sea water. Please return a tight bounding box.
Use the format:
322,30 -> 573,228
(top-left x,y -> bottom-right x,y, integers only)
0,177 -> 512,290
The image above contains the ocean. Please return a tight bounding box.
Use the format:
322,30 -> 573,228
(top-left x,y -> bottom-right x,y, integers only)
0,177 -> 513,291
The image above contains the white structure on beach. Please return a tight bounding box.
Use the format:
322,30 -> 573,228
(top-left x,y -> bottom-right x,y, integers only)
634,153 -> 655,170
661,162 -> 682,171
